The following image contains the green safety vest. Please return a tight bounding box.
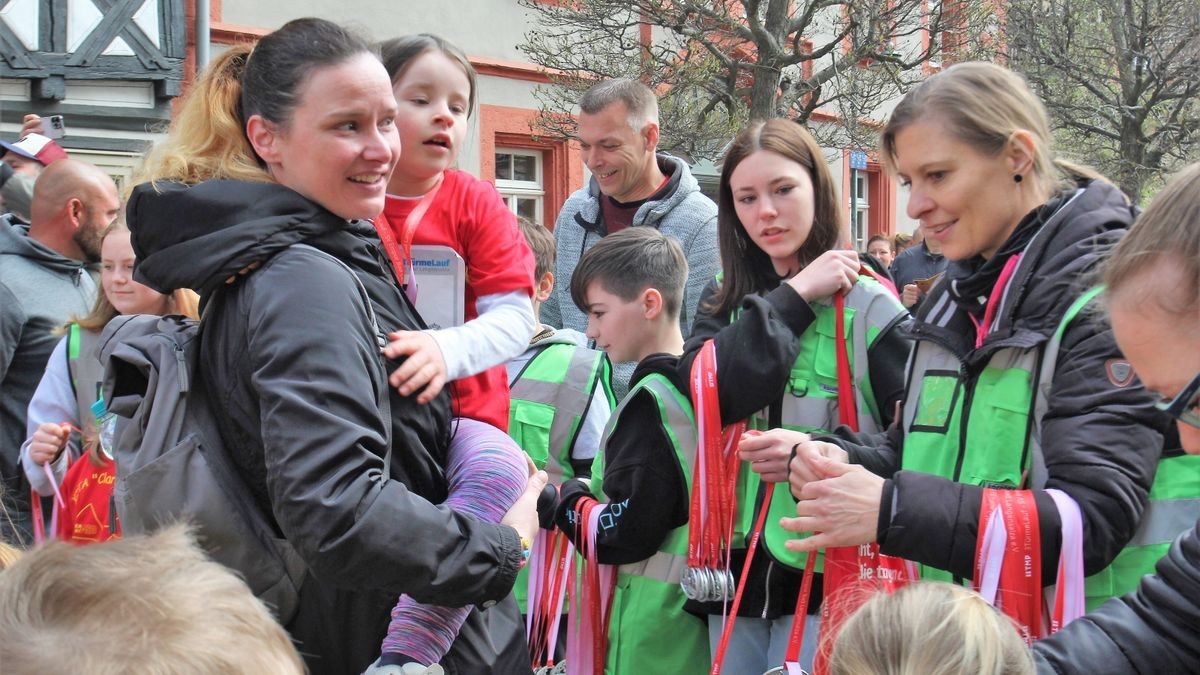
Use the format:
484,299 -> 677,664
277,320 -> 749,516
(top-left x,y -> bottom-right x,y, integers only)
509,340 -> 614,613
590,374 -> 709,675
746,277 -> 908,572
900,287 -> 1200,609
66,323 -> 104,443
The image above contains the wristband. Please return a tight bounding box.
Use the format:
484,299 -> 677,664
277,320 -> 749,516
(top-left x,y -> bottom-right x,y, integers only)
519,536 -> 533,569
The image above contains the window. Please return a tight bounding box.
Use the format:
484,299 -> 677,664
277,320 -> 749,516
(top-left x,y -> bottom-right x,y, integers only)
495,149 -> 544,224
851,171 -> 870,252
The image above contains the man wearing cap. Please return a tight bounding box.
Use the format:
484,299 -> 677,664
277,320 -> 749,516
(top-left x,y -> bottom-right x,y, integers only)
0,132 -> 69,223
0,159 -> 119,546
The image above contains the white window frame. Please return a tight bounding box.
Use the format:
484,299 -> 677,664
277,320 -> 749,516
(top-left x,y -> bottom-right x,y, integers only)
495,148 -> 544,225
852,171 -> 871,252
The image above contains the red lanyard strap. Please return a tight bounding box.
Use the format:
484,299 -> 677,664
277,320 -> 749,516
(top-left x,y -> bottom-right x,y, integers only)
971,252 -> 1023,348
686,340 -> 746,605
709,482 -> 776,674
975,488 -> 1042,644
373,177 -> 444,286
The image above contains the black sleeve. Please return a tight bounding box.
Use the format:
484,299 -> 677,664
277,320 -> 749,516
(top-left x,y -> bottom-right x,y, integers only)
1032,520 -> 1200,674
818,314 -> 912,477
866,315 -> 913,428
679,279 -> 817,425
246,251 -> 521,605
823,424 -> 905,479
880,316 -> 1162,583
553,388 -> 689,565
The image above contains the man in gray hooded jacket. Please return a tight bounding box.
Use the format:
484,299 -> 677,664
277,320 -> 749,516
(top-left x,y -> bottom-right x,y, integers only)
0,159 -> 118,545
541,78 -> 719,396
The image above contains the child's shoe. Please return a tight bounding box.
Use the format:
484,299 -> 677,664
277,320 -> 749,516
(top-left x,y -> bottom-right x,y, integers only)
362,659 -> 444,675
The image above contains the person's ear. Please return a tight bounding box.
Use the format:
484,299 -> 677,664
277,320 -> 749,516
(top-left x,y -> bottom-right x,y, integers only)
643,121 -> 660,152
642,287 -> 664,319
66,197 -> 84,227
245,114 -> 282,166
1006,129 -> 1037,178
535,271 -> 554,304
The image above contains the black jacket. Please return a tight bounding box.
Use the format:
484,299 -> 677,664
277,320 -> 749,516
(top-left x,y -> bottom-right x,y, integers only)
127,180 -> 529,675
837,180 -> 1167,583
677,277 -> 911,618
555,354 -> 691,565
1033,517 -> 1200,673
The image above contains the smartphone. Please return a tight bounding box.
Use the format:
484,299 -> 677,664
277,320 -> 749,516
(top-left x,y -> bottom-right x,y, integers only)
40,115 -> 65,139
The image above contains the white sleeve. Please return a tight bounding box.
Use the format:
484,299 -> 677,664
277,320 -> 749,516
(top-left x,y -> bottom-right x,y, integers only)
427,289 -> 537,381
21,337 -> 79,495
571,384 -> 612,463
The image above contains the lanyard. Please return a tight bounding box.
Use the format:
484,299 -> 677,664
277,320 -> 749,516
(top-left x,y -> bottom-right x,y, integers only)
975,488 -> 1042,644
970,252 -> 1023,349
687,341 -> 745,573
527,527 -> 573,669
566,496 -> 616,675
709,481 -> 776,674
1046,489 -> 1085,633
374,176 -> 444,289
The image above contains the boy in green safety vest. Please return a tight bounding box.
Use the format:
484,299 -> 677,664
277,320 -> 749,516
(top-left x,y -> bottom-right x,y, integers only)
553,227 -> 709,675
507,217 -> 615,630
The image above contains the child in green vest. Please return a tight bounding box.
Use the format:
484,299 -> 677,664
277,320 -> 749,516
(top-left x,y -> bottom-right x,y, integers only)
508,217 -> 614,668
509,217 -> 614,487
553,226 -> 709,675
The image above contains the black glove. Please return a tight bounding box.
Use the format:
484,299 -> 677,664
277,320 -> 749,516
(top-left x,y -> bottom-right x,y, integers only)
536,482 -> 559,530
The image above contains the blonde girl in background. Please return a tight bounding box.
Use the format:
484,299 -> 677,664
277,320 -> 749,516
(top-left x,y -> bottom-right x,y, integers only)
20,221 -> 197,543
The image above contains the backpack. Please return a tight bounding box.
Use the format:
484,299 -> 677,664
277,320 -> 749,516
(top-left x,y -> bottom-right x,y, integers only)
97,245 -> 388,625
98,310 -> 308,623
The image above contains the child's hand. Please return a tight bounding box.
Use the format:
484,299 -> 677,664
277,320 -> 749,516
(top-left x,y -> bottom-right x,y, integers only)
383,330 -> 448,404
786,250 -> 860,302
28,422 -> 69,465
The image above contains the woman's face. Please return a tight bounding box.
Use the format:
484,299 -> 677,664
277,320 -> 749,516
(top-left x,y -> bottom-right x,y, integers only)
1110,279 -> 1200,454
389,51 -> 472,194
729,149 -> 816,276
253,53 -> 399,221
101,231 -> 170,316
892,119 -> 1031,261
868,239 -> 893,267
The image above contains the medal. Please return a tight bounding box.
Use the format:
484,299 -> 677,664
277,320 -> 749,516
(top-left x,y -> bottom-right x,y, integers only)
682,566 -> 704,600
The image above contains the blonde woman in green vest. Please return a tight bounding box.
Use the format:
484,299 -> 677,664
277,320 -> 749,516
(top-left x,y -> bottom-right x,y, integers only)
778,62 -> 1198,616
1032,163 -> 1200,672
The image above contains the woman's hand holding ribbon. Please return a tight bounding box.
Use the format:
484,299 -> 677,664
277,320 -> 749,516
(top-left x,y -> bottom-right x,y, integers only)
787,439 -> 849,497
780,452 -> 883,552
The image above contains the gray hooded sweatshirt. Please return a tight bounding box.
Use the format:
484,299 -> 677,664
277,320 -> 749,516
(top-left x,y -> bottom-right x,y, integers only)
0,215 -> 96,543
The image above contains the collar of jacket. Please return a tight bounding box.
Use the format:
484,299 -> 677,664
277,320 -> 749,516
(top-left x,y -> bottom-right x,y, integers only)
908,180 -> 1134,361
573,154 -> 691,236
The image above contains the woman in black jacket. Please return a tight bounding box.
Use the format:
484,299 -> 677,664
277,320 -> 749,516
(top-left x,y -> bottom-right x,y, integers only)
1032,164 -> 1200,673
775,62 -> 1190,633
126,19 -> 542,675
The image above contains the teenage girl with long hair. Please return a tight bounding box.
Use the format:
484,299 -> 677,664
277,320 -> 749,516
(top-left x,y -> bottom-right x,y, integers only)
679,119 -> 911,673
